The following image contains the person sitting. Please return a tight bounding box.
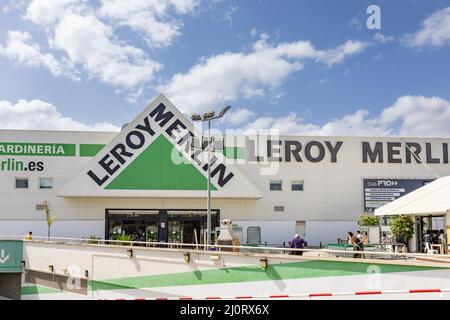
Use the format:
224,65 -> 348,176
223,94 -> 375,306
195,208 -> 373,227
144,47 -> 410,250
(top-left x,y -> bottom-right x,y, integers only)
24,231 -> 33,241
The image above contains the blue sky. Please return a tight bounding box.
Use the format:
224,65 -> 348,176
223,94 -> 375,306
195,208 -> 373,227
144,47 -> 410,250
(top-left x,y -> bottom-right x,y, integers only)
0,0 -> 450,136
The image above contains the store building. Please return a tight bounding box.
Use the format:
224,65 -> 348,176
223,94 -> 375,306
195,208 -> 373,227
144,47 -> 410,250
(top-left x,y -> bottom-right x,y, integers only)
1,94 -> 450,246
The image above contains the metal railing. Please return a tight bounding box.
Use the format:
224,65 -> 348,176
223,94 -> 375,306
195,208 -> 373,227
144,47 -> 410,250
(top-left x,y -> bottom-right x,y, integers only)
1,235 -> 450,262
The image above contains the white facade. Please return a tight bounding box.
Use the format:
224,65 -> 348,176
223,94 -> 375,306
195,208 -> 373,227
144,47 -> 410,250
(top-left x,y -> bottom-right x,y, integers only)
1,96 -> 450,246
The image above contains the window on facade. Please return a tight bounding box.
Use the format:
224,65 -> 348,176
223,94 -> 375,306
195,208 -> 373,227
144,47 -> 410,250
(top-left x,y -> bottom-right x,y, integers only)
274,206 -> 285,213
270,180 -> 282,191
39,178 -> 53,189
15,178 -> 28,189
291,181 -> 304,191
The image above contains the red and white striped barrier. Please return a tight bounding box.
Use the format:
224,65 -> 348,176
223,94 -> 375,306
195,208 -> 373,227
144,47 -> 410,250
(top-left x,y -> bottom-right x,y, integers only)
108,288 -> 450,300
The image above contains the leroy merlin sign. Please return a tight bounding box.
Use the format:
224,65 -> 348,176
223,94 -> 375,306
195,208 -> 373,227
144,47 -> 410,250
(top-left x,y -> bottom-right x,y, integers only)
88,103 -> 233,189
59,95 -> 262,198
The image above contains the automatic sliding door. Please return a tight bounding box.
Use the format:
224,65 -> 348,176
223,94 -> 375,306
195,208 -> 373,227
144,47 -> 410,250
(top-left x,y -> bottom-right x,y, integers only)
167,210 -> 219,245
106,210 -> 159,241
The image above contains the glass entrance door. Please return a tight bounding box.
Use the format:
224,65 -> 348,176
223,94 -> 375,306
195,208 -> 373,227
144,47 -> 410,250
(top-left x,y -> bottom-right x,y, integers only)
168,220 -> 204,244
122,219 -> 146,241
182,220 -> 202,244
167,210 -> 219,245
107,210 -> 159,242
145,220 -> 158,242
106,209 -> 220,244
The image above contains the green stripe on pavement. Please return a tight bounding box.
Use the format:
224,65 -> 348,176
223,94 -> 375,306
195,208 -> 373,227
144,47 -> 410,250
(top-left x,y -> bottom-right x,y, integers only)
21,285 -> 62,295
90,260 -> 445,292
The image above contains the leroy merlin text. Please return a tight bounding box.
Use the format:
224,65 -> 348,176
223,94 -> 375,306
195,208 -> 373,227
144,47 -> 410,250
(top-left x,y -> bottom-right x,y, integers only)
0,158 -> 44,171
88,103 -> 235,188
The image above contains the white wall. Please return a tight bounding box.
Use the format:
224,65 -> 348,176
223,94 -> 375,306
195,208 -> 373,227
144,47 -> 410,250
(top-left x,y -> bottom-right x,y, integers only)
306,220 -> 359,246
232,220 -> 360,247
233,220 -> 295,245
0,220 -> 104,238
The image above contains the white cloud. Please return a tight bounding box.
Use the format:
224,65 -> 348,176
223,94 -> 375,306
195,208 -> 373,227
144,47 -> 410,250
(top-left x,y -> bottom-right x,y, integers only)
373,33 -> 394,44
25,0 -> 84,26
53,13 -> 162,89
378,96 -> 450,136
2,0 -> 27,13
404,7 -> 450,47
314,40 -> 368,66
223,5 -> 238,27
98,0 -> 199,48
223,108 -> 255,126
243,96 -> 450,137
348,15 -> 363,31
160,35 -> 368,114
0,0 -> 199,100
0,31 -> 79,80
0,99 -> 120,131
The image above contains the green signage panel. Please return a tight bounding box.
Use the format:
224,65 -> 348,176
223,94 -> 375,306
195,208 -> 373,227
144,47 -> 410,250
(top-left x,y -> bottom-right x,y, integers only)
0,240 -> 23,273
79,144 -> 106,157
0,142 -> 76,157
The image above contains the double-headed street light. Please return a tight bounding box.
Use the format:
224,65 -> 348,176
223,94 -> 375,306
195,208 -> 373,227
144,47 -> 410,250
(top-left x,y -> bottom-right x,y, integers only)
191,106 -> 231,247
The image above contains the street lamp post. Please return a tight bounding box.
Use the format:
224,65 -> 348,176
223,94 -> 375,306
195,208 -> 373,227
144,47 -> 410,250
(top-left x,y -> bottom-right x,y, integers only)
206,117 -> 212,247
191,106 -> 231,247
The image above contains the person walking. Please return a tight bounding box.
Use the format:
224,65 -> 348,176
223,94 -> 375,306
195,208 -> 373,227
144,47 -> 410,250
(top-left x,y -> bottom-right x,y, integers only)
353,231 -> 364,258
356,230 -> 365,251
290,234 -> 307,256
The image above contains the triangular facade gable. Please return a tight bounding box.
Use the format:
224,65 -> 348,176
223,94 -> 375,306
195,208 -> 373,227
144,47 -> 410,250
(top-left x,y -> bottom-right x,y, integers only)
105,135 -> 217,191
58,94 -> 262,198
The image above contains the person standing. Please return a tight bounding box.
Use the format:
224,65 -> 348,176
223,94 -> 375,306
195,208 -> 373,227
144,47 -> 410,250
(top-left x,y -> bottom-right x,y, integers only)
349,232 -> 363,258
347,232 -> 354,244
363,231 -> 369,245
356,230 -> 365,251
356,230 -> 365,243
290,234 -> 307,255
24,231 -> 33,240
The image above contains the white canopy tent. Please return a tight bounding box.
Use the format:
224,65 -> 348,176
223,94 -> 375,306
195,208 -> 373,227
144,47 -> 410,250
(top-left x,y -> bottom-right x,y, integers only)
375,176 -> 450,217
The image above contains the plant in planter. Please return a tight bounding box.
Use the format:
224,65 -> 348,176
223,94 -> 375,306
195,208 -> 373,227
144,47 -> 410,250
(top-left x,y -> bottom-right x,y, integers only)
43,200 -> 56,240
87,235 -> 101,244
113,233 -> 133,246
358,214 -> 380,227
147,231 -> 157,242
390,215 -> 415,252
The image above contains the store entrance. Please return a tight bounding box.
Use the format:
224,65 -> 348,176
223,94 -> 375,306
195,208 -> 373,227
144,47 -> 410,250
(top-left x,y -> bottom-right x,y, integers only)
107,210 -> 159,242
182,220 -> 201,244
167,210 -> 219,245
106,209 -> 220,244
